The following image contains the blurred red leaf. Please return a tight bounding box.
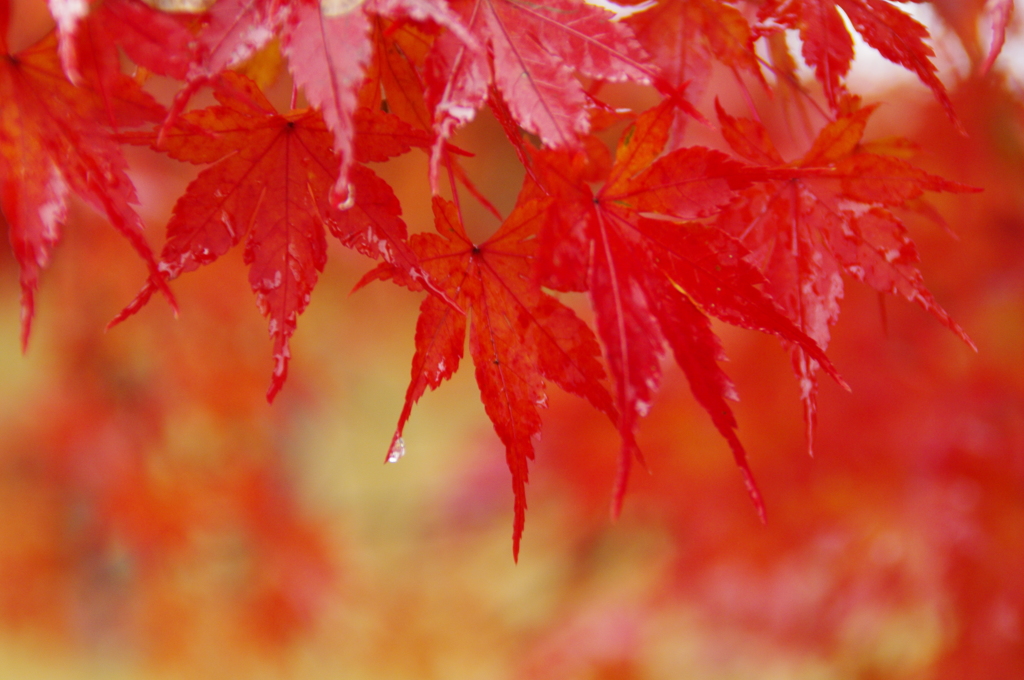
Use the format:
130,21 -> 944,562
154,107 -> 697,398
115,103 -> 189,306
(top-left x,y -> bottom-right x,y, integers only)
758,0 -> 959,127
716,99 -> 976,451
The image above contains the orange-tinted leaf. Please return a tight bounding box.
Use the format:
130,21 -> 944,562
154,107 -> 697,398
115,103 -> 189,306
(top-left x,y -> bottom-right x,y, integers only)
352,105 -> 432,161
362,17 -> 434,131
0,31 -> 171,348
714,99 -> 783,167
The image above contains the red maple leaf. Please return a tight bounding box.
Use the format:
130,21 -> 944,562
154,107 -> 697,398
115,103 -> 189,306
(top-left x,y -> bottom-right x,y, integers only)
714,98 -> 977,451
624,0 -> 763,141
166,0 -> 469,198
359,16 -> 435,131
0,28 -> 172,348
423,0 -> 653,181
982,0 -> 1015,73
113,73 -> 438,401
532,99 -> 845,519
2,0 -> 1007,572
361,185 -> 615,559
757,0 -> 958,126
49,0 -> 195,87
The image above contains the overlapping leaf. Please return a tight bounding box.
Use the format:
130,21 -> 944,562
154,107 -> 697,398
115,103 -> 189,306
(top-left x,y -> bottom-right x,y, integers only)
982,0 -> 1016,73
362,188 -> 614,558
115,73 -> 436,400
153,0 -> 468,197
533,100 -> 844,518
715,99 -> 976,451
49,0 -> 195,86
359,17 -> 434,131
0,0 -> 999,563
0,29 -> 171,348
929,0 -> 1015,70
625,0 -> 762,140
757,0 -> 958,125
424,0 -> 652,181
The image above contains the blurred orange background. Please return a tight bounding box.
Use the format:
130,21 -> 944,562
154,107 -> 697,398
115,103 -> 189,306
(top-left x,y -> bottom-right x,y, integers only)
1,2 -> 1022,678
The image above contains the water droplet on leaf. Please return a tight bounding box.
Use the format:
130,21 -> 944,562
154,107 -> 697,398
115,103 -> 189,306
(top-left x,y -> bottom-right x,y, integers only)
386,436 -> 406,463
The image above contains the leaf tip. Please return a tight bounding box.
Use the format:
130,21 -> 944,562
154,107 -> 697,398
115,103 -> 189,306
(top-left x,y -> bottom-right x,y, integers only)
609,442 -> 637,520
19,295 -> 34,354
724,430 -> 766,524
820,356 -> 851,392
961,329 -> 980,354
385,434 -> 406,464
744,469 -> 767,526
511,501 -> 526,562
265,352 -> 289,404
108,280 -> 159,331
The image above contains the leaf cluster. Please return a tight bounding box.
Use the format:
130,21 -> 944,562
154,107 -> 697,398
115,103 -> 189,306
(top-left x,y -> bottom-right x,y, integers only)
1,0 -> 999,557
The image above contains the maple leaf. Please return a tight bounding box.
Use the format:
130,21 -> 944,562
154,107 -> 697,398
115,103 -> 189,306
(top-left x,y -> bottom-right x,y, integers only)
334,108 -> 454,297
165,0 -> 469,199
359,17 -> 435,130
113,73 -> 438,401
280,0 -> 373,197
362,186 -> 615,559
0,28 -> 172,348
624,0 -> 763,141
982,0 -> 1015,73
0,0 -> 1000,570
714,99 -> 977,452
757,0 -> 959,126
423,0 -> 653,182
48,0 -> 195,87
102,0 -> 198,80
532,100 -> 845,519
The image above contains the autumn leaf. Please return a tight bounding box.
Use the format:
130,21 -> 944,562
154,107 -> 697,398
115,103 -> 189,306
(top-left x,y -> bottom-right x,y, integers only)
2,0 -> 1012,577
624,0 -> 762,143
155,0 -> 358,190
757,0 -> 958,126
982,0 -> 1015,73
49,0 -> 196,87
0,29 -> 172,348
715,99 -> 977,452
113,73 -> 437,401
359,17 -> 435,131
423,0 -> 652,182
162,0 -> 469,199
533,100 -> 845,519
280,0 -> 373,197
363,185 -> 614,559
